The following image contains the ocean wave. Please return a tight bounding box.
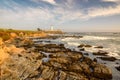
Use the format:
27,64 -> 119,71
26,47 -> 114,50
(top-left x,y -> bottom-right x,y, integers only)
61,37 -> 80,41
67,42 -> 80,46
61,36 -> 115,42
80,36 -> 115,40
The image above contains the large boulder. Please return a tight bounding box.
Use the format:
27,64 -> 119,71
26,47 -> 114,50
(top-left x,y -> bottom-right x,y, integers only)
92,64 -> 112,79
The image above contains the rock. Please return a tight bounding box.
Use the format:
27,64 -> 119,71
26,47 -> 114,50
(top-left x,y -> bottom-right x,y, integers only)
50,57 -> 71,64
82,57 -> 93,65
79,48 -> 85,51
0,49 -> 10,64
66,72 -> 88,80
10,32 -> 17,38
92,64 -> 112,79
40,66 -> 57,80
69,62 -> 91,75
0,52 -> 42,80
78,44 -> 85,48
59,71 -> 67,80
84,44 -> 92,47
84,52 -> 89,56
94,46 -> 103,48
97,57 -> 117,61
93,50 -> 108,56
3,45 -> 25,54
0,38 -> 3,45
20,38 -> 34,48
115,66 -> 120,71
93,58 -> 97,62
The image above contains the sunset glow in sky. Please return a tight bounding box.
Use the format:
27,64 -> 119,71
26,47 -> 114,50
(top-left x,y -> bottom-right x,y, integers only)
0,0 -> 120,32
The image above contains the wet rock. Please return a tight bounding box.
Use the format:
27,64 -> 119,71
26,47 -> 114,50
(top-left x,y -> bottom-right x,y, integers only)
93,58 -> 97,62
97,57 -> 117,61
92,64 -> 112,79
84,52 -> 89,56
82,57 -> 93,65
79,48 -> 85,51
94,46 -> 103,48
78,44 -> 85,48
116,62 -> 119,64
84,44 -> 92,47
93,50 -> 108,56
115,66 -> 120,71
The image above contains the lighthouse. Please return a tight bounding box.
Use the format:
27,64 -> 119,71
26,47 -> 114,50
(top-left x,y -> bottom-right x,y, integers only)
50,25 -> 54,31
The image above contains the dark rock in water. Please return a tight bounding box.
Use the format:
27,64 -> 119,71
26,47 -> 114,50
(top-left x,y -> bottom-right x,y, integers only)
82,57 -> 93,66
116,62 -> 119,64
79,48 -> 85,51
97,57 -> 117,61
78,44 -> 92,48
94,46 -> 103,48
115,66 -> 120,71
93,50 -> 108,56
84,44 -> 92,47
84,52 -> 89,56
93,58 -> 97,62
92,63 -> 112,80
78,44 -> 85,48
59,44 -> 64,47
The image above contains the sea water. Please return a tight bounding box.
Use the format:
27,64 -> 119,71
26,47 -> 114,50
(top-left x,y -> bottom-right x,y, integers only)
61,32 -> 120,59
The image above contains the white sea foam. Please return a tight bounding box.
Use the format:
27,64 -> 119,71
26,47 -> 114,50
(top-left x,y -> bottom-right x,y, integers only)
80,36 -> 115,40
61,36 -> 115,42
62,37 -> 80,41
67,42 -> 80,46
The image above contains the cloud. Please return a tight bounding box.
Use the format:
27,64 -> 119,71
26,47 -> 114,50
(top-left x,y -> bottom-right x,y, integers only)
0,0 -> 120,30
85,4 -> 120,19
31,0 -> 56,5
102,0 -> 120,2
42,0 -> 56,4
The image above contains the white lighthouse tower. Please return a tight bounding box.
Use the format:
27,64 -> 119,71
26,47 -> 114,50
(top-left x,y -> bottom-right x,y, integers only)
50,25 -> 54,31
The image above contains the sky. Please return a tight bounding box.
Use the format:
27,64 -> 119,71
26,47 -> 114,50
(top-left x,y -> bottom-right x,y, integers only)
0,0 -> 120,32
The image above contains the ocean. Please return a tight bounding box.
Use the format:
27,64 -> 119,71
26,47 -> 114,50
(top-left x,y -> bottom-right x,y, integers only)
34,32 -> 120,80
60,32 -> 120,59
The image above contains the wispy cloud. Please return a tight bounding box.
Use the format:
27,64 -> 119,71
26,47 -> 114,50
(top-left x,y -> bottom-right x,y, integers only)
0,0 -> 120,31
31,0 -> 57,5
84,4 -> 120,19
102,0 -> 120,2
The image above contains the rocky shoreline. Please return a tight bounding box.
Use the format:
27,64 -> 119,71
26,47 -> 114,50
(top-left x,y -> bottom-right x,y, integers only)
0,34 -> 114,80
